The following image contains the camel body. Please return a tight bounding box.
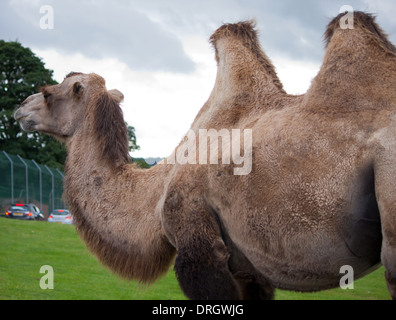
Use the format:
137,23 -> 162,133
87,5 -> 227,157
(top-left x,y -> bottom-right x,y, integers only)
15,13 -> 396,299
192,105 -> 384,291
162,93 -> 387,296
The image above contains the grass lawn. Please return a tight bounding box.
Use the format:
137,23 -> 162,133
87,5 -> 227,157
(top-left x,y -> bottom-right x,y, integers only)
0,218 -> 391,300
0,218 -> 186,300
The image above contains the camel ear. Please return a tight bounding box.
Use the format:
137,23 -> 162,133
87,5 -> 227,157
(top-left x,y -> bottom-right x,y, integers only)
109,89 -> 124,104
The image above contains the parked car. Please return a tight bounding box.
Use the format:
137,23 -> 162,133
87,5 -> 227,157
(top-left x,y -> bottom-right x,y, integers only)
5,203 -> 44,221
48,209 -> 73,224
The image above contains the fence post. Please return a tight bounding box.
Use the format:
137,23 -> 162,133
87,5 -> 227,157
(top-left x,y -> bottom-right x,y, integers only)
2,151 -> 14,204
45,165 -> 55,212
55,169 -> 64,179
55,169 -> 65,208
17,155 -> 29,203
32,160 -> 42,211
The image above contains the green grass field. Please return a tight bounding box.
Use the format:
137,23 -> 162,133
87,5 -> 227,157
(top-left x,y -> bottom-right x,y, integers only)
0,218 -> 391,300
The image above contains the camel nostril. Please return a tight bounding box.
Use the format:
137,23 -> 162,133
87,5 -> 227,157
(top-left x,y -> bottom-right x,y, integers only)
19,97 -> 30,107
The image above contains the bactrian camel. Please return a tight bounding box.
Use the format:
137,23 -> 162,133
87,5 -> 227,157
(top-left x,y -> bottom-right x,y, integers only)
15,12 -> 396,299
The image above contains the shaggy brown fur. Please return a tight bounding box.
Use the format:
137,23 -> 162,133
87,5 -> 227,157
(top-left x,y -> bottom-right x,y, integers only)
210,20 -> 285,93
15,12 -> 396,299
324,12 -> 396,53
191,20 -> 296,133
90,87 -> 130,167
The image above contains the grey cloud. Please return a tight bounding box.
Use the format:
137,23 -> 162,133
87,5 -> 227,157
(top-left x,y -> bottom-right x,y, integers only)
0,0 -> 195,73
140,0 -> 396,64
125,0 -> 396,66
244,0 -> 396,63
1,0 -> 396,73
126,0 -> 333,62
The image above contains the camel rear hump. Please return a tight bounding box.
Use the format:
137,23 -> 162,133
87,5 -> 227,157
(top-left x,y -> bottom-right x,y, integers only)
324,11 -> 396,53
304,11 -> 396,114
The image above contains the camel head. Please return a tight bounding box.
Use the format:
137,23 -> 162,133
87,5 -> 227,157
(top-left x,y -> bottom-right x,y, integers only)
14,72 -> 124,141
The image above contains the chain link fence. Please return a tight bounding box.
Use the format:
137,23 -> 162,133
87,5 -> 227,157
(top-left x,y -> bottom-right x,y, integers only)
0,151 -> 65,217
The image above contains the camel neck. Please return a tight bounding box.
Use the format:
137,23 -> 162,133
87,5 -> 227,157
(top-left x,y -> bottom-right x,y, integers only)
63,133 -> 175,282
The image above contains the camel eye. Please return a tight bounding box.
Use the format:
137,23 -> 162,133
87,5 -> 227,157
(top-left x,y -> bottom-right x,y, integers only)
43,92 -> 52,100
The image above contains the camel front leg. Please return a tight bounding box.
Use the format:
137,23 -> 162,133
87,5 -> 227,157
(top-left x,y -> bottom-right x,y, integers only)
174,236 -> 240,300
163,185 -> 240,300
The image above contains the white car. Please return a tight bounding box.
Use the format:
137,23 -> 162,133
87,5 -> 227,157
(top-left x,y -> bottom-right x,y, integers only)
48,209 -> 73,224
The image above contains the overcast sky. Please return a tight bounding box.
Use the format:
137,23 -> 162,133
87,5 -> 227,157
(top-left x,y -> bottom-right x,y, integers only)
1,0 -> 396,158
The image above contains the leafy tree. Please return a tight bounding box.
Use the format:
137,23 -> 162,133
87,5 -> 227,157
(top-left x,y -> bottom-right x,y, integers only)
126,122 -> 139,153
132,157 -> 151,169
0,40 -> 63,167
0,41 -> 140,169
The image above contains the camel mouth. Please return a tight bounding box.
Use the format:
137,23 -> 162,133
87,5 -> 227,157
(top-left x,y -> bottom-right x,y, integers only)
14,110 -> 32,122
14,110 -> 37,132
14,108 -> 33,122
